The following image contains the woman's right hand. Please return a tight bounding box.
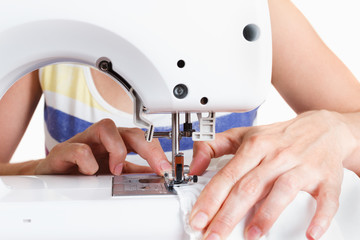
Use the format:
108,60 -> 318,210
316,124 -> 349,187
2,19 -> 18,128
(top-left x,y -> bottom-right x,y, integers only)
35,119 -> 171,176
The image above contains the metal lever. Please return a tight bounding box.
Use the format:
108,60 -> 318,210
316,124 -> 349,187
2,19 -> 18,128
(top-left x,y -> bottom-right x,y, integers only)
96,57 -> 154,142
130,89 -> 154,142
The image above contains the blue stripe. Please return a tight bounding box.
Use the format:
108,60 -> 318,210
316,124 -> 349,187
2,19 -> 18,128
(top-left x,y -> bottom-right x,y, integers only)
44,105 -> 92,143
155,109 -> 257,152
44,104 -> 257,153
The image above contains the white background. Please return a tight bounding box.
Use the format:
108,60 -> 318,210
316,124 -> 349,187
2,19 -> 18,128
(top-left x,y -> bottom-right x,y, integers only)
11,0 -> 360,162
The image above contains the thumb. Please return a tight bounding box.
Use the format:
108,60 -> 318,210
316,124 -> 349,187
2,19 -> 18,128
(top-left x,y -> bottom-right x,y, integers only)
190,128 -> 246,175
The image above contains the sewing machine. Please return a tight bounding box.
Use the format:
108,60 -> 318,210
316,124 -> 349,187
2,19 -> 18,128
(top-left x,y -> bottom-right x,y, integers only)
0,0 -> 271,238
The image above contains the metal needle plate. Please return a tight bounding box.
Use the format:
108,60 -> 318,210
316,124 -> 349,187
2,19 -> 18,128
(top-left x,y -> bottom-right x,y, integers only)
112,174 -> 176,196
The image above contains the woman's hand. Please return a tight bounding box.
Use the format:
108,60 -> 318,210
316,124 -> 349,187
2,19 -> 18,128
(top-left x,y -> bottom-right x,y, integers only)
35,119 -> 171,176
189,110 -> 357,240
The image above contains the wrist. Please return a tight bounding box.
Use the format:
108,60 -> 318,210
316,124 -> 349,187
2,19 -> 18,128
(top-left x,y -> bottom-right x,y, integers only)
338,112 -> 360,176
33,158 -> 48,175
0,160 -> 42,175
18,160 -> 43,175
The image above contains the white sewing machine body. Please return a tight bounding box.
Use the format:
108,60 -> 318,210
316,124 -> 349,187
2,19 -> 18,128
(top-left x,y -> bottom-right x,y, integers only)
0,0 -> 272,238
0,174 -> 185,240
0,0 -> 272,114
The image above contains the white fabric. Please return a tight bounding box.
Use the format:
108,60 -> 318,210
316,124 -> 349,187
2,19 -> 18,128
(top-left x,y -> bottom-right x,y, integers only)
175,156 -> 360,240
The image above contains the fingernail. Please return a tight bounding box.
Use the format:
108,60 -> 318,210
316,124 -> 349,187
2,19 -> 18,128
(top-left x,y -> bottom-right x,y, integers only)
160,160 -> 171,172
308,225 -> 323,240
246,225 -> 262,240
190,211 -> 208,230
114,163 -> 123,176
205,233 -> 220,240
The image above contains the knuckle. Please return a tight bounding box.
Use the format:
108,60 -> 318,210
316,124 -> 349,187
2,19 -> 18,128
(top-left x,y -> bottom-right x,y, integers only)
276,174 -> 300,193
71,144 -> 91,160
218,168 -> 239,186
123,127 -> 143,135
276,149 -> 296,163
116,147 -> 127,160
215,214 -> 236,232
235,175 -> 261,196
317,109 -> 332,119
257,207 -> 275,223
80,167 -> 96,176
244,134 -> 269,153
99,118 -> 115,126
97,118 -> 116,132
201,185 -> 223,207
148,144 -> 161,154
121,127 -> 145,140
201,142 -> 216,158
322,191 -> 340,210
247,135 -> 262,147
130,127 -> 144,134
51,143 -> 64,153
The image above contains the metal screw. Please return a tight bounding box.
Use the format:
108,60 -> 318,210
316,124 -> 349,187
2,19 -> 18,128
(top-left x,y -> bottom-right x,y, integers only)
173,84 -> 188,99
99,61 -> 110,71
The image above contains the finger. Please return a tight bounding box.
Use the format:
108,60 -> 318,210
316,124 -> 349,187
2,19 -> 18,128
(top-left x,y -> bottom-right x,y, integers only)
70,143 -> 100,175
118,128 -> 171,176
245,168 -> 307,240
189,141 -> 213,175
306,183 -> 341,240
54,143 -> 99,175
200,152 -> 293,240
70,119 -> 127,176
190,128 -> 249,175
201,167 -> 277,240
122,161 -> 154,174
190,136 -> 273,232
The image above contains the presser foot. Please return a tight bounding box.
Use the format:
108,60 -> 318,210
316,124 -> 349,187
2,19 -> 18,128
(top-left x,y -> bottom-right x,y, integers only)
164,152 -> 198,190
164,172 -> 198,191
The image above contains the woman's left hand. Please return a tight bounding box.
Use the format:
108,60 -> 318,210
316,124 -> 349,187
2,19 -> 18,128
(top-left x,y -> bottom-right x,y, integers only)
189,110 -> 357,240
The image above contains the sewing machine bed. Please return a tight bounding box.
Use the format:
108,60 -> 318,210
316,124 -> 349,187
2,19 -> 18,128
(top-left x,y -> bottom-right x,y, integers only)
1,168 -> 360,240
0,174 -> 186,240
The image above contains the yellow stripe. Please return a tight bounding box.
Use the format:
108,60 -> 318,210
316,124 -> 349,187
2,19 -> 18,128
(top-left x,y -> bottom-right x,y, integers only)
40,64 -> 109,112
